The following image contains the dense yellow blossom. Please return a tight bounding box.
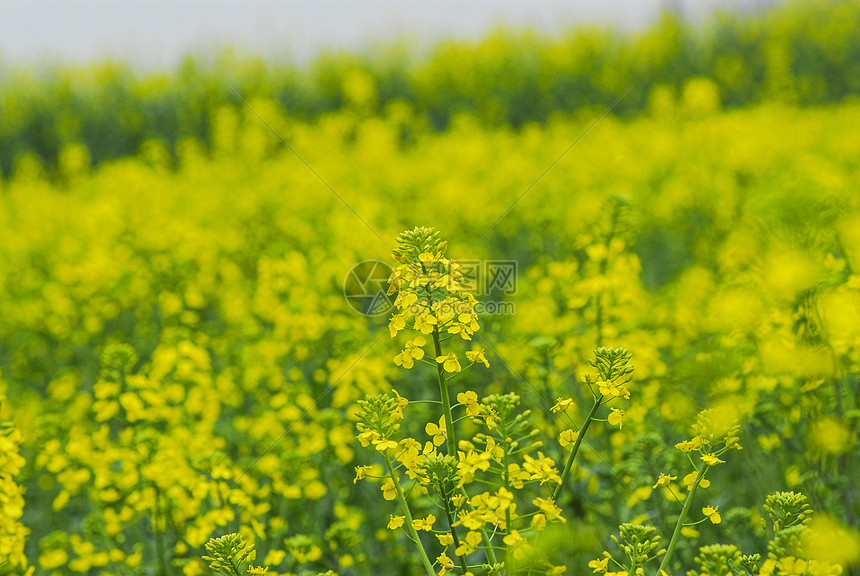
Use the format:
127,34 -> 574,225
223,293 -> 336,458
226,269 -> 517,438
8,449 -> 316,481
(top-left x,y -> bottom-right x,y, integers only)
2,46 -> 860,576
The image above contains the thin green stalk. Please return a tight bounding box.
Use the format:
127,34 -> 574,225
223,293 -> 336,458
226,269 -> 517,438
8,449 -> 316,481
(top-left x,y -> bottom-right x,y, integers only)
552,397 -> 603,501
503,445 -> 516,576
384,455 -> 437,576
432,326 -> 458,457
430,322 -> 497,566
441,488 -> 470,575
657,462 -> 710,576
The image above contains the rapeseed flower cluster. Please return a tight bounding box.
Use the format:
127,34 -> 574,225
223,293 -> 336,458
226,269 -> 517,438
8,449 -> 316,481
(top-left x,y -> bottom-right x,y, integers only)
0,397 -> 29,574
388,227 -> 483,375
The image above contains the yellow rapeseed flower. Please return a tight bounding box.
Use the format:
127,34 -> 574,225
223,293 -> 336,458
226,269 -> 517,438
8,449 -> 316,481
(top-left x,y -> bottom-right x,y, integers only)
437,552 -> 456,576
436,533 -> 454,546
381,478 -> 397,501
389,314 -> 407,337
682,472 -> 710,490
675,437 -> 703,452
412,514 -> 436,531
426,417 -> 447,446
702,505 -> 721,524
455,530 -> 482,556
653,473 -> 677,489
559,429 -> 579,447
353,465 -> 372,483
608,408 -> 625,429
374,438 -> 398,452
701,453 -> 725,466
465,348 -> 489,367
436,353 -> 461,373
551,397 -> 575,413
523,452 -> 561,485
394,336 -> 426,369
457,390 -> 481,415
532,497 -> 566,523
414,312 -> 438,334
503,530 -> 524,547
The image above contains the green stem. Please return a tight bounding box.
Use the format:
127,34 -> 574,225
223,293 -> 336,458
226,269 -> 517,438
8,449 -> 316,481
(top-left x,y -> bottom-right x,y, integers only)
384,455 -> 437,576
657,462 -> 710,576
432,326 -> 458,457
552,397 -> 603,501
441,487 -> 470,575
432,323 -> 499,567
502,432 -> 515,576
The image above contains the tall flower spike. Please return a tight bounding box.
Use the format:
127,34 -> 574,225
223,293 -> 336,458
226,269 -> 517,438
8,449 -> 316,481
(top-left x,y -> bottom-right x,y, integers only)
355,393 -> 407,451
392,227 -> 448,263
388,227 -> 482,343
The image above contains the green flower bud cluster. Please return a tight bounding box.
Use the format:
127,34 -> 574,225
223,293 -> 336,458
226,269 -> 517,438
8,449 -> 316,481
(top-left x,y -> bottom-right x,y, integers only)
591,346 -> 634,384
738,554 -> 762,575
692,410 -> 742,449
690,543 -> 743,576
763,491 -> 812,532
355,393 -> 405,451
100,343 -> 139,383
609,523 -> 666,574
284,534 -> 321,564
416,453 -> 460,496
482,562 -> 506,576
324,521 -> 360,552
392,226 -> 448,263
202,533 -> 256,576
192,450 -> 229,475
474,393 -> 542,455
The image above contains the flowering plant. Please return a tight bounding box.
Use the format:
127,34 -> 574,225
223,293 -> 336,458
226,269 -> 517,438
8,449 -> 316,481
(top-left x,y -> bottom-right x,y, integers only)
353,228 -> 637,576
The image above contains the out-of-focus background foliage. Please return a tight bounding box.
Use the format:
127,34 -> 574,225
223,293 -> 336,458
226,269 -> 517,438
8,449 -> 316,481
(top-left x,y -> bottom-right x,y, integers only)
2,0 -> 860,178
1,1 -> 859,575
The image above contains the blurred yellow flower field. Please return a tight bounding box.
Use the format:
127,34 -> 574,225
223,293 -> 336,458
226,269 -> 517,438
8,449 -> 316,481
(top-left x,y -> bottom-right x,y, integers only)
1,3 -> 860,575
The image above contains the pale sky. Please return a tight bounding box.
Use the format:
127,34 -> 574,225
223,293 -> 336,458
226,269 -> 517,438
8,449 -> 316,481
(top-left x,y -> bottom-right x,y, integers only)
0,0 -> 779,69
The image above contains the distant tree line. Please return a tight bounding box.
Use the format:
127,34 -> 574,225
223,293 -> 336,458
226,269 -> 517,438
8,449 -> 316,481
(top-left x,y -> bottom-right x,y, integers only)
1,0 -> 858,178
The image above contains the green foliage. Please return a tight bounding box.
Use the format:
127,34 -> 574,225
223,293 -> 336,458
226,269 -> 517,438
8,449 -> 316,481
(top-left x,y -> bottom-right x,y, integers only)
2,69 -> 860,574
3,1 -> 860,177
